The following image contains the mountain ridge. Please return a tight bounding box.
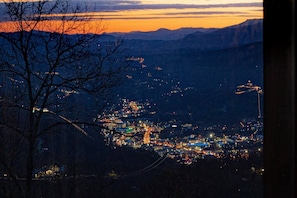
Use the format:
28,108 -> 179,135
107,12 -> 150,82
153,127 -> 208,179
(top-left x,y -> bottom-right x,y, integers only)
109,19 -> 262,42
119,19 -> 263,55
110,27 -> 218,41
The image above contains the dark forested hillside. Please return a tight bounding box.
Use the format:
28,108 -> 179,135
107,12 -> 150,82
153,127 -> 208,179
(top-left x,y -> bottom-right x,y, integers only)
0,19 -> 263,198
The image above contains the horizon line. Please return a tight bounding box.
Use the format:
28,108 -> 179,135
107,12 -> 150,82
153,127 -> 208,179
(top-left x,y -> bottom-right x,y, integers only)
0,18 -> 263,35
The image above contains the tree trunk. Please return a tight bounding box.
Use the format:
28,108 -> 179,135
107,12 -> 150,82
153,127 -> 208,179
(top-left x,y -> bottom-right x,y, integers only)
25,141 -> 34,198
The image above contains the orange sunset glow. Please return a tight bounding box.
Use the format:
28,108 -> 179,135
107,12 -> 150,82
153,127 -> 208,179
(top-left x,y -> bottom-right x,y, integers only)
0,1 -> 263,34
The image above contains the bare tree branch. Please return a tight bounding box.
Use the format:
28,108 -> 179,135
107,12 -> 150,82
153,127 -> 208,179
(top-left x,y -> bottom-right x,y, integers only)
0,0 -> 128,197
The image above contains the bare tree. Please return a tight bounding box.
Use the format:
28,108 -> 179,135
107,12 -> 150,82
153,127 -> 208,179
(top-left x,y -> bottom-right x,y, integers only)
0,0 -> 127,197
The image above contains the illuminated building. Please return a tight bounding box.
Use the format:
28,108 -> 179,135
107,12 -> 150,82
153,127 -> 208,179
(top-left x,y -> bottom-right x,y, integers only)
143,127 -> 151,144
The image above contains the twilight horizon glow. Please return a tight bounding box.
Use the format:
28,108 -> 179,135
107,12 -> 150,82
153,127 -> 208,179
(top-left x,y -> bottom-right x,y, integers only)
0,0 -> 263,33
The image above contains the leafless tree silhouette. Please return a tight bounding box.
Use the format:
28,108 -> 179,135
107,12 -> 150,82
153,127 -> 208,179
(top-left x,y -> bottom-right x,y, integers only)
0,0 -> 128,197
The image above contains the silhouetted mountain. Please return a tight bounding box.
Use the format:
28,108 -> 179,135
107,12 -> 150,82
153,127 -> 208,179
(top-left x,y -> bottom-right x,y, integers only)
110,27 -> 217,41
106,19 -> 263,124
114,19 -> 263,55
180,19 -> 263,50
95,33 -> 117,41
118,42 -> 263,124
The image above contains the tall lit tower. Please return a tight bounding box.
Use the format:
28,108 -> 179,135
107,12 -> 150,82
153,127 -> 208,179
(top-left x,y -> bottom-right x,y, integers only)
236,80 -> 263,118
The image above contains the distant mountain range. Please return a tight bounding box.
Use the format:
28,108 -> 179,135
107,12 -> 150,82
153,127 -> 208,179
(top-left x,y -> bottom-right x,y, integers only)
180,19 -> 263,50
109,27 -> 218,41
109,19 -> 262,42
101,19 -> 262,54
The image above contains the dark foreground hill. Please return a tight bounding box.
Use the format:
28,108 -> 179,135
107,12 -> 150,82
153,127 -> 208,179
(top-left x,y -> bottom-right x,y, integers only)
0,128 -> 263,197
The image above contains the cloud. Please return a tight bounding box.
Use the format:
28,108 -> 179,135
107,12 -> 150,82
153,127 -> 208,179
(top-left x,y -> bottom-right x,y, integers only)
85,2 -> 262,12
73,0 -> 141,10
160,11 -> 246,16
81,10 -> 248,20
0,0 -> 262,11
0,1 -> 262,22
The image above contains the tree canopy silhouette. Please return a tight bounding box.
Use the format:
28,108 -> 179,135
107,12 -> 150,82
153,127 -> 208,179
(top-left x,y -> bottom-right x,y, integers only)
0,0 -> 128,197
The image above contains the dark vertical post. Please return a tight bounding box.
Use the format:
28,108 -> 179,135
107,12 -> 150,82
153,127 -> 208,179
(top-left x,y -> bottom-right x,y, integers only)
263,0 -> 296,197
